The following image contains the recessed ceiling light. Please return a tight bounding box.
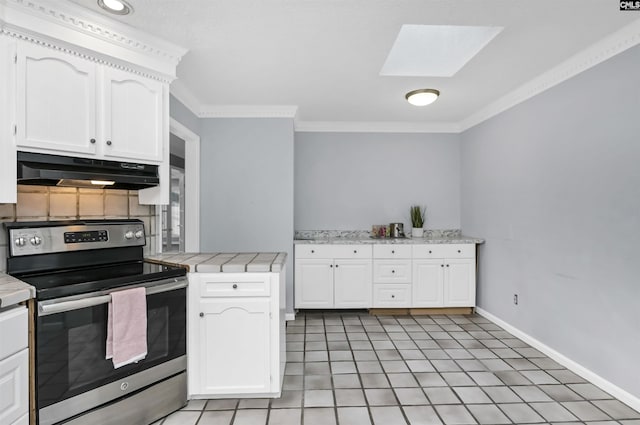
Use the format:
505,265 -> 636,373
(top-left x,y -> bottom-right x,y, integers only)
405,89 -> 440,106
98,0 -> 133,15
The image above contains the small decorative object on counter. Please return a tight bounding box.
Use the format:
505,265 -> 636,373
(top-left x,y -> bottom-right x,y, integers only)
410,205 -> 426,238
371,225 -> 388,238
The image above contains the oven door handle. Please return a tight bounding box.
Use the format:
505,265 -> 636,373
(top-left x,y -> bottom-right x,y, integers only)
38,278 -> 188,316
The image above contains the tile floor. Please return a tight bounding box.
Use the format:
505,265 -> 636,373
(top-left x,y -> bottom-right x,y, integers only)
157,311 -> 640,425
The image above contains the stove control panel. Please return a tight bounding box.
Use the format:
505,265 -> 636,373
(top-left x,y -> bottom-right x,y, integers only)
7,221 -> 146,257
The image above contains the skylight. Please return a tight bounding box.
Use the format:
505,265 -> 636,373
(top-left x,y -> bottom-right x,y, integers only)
380,25 -> 503,77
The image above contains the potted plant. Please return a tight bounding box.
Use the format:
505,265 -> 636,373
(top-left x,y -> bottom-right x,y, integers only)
410,205 -> 426,238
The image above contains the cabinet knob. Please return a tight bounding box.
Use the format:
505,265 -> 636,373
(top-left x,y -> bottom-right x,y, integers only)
441,264 -> 444,268
330,264 -> 333,268
106,140 -> 112,146
458,250 -> 461,253
199,312 -> 204,317
232,284 -> 238,289
429,250 -> 432,254
311,250 -> 315,253
353,250 -> 357,253
391,295 -> 395,298
90,138 -> 96,144
391,250 -> 395,254
391,270 -> 395,273
335,264 -> 339,268
446,264 -> 450,267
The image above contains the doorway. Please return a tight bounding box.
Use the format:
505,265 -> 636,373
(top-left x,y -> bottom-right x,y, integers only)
161,134 -> 186,252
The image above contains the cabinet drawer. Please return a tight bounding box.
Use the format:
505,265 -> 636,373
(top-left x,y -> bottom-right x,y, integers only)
373,260 -> 411,283
0,307 -> 28,360
373,245 -> 411,259
412,244 -> 475,259
199,274 -> 270,297
295,245 -> 333,259
332,245 -> 372,259
373,284 -> 411,307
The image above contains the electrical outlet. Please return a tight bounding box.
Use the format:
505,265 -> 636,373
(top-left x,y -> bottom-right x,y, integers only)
513,294 -> 518,305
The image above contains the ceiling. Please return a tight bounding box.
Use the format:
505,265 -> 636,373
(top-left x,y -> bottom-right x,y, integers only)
70,0 -> 639,126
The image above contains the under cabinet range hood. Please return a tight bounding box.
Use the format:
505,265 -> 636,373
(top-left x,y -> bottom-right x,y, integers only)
17,152 -> 160,190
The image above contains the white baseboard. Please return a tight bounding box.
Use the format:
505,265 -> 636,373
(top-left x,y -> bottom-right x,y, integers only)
285,313 -> 296,321
476,307 -> 640,412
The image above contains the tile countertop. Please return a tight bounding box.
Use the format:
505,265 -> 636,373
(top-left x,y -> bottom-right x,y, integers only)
0,273 -> 36,308
146,252 -> 288,273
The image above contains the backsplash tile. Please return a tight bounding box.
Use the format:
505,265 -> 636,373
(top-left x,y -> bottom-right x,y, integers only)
0,185 -> 158,272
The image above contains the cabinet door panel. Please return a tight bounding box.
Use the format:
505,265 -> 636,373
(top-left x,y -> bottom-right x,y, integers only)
295,259 -> 334,308
334,259 -> 372,308
0,350 -> 29,425
198,299 -> 270,394
102,68 -> 163,163
373,259 -> 412,283
412,260 -> 444,307
444,259 -> 476,307
17,43 -> 97,155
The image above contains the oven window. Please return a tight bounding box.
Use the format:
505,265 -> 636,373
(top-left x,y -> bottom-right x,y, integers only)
37,288 -> 186,410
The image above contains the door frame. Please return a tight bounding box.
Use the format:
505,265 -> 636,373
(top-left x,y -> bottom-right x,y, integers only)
157,118 -> 200,252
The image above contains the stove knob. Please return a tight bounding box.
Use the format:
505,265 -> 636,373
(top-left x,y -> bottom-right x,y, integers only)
15,237 -> 26,247
30,236 -> 42,246
134,230 -> 144,239
125,231 -> 134,240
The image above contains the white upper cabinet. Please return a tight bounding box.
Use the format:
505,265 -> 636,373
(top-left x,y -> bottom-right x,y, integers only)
16,43 -> 98,156
102,68 -> 164,163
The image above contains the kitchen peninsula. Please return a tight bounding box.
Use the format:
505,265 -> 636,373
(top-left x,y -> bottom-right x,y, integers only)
147,252 -> 287,399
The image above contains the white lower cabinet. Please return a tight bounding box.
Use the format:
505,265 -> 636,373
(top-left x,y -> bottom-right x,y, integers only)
295,245 -> 372,309
0,306 -> 29,425
188,272 -> 285,398
295,242 -> 477,309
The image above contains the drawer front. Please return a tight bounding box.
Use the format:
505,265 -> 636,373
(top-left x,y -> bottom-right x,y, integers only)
332,245 -> 372,259
372,284 -> 411,307
0,307 -> 28,360
295,244 -> 333,259
412,244 -> 475,259
373,260 -> 412,283
199,274 -> 270,297
373,244 -> 411,259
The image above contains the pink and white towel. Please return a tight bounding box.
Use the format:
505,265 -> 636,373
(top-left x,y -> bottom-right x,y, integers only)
106,287 -> 148,368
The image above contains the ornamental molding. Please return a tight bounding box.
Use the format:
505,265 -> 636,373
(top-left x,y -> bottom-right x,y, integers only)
0,0 -> 186,78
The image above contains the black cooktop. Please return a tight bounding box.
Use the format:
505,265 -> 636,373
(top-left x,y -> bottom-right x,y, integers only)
16,261 -> 186,300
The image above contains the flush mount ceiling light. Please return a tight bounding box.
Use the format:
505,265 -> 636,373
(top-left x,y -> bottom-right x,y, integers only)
405,89 -> 440,106
97,0 -> 133,15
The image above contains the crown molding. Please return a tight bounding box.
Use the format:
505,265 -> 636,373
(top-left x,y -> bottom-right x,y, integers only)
168,18 -> 640,132
459,18 -> 640,132
294,120 -> 461,133
0,0 -> 187,78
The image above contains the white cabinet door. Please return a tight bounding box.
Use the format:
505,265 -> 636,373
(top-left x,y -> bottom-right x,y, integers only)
444,259 -> 476,307
295,259 -> 334,308
334,259 -> 372,308
0,36 -> 16,203
16,42 -> 97,155
413,260 -> 445,307
102,68 -> 163,163
198,298 -> 271,395
0,350 -> 28,425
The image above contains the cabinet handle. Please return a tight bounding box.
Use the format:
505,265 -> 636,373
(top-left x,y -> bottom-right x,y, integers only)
90,138 -> 96,144
106,140 -> 112,146
232,284 -> 238,289
199,312 -> 204,317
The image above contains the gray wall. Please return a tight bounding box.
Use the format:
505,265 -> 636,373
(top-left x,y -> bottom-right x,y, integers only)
295,132 -> 461,231
170,95 -> 201,135
461,45 -> 640,397
199,118 -> 295,313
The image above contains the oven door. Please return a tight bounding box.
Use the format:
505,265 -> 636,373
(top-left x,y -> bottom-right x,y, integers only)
35,277 -> 187,425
